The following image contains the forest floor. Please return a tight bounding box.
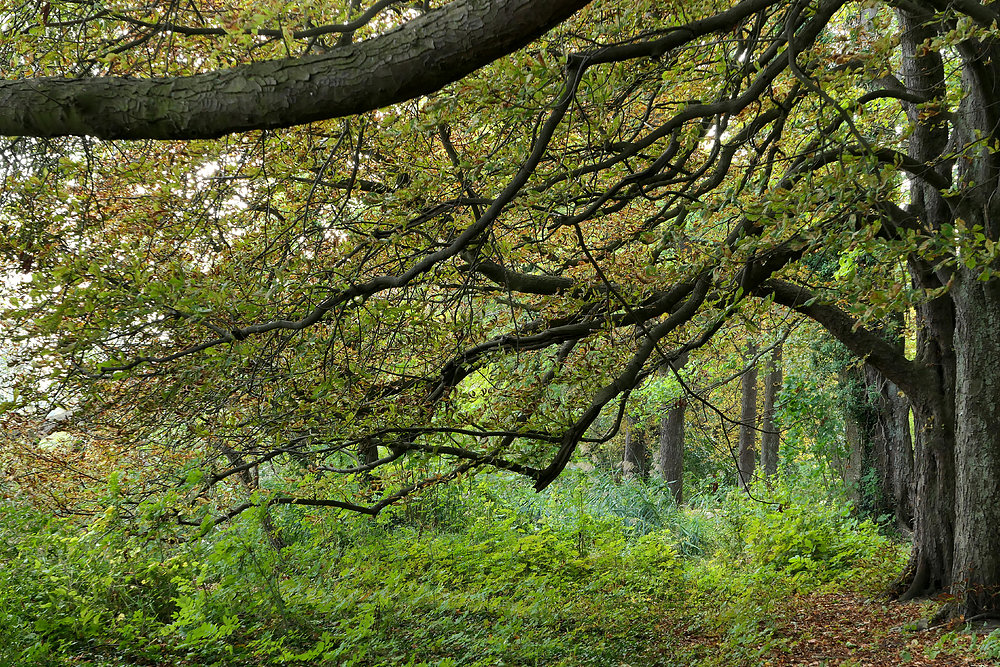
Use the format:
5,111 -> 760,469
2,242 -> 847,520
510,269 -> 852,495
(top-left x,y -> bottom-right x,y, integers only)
671,592 -> 995,666
10,479 -> 1000,667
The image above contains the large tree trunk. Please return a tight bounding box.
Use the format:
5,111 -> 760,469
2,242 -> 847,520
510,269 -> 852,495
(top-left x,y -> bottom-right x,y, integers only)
658,397 -> 685,504
949,273 -> 1000,617
893,6 -> 1000,617
760,343 -> 782,480
737,343 -> 758,492
0,0 -> 594,139
891,7 -> 957,605
945,0 -> 1000,617
899,274 -> 1000,619
895,294 -> 956,602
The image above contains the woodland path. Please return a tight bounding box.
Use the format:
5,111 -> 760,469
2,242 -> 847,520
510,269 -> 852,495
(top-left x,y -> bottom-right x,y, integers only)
675,593 -> 995,666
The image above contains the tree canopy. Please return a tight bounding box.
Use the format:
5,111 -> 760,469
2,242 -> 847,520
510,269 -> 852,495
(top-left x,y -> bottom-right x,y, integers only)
4,0 -> 1000,618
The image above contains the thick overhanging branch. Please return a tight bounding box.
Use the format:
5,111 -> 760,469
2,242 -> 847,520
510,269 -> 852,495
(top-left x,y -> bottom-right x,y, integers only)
0,0 -> 592,139
924,0 -> 1000,26
461,259 -> 575,295
756,278 -> 931,399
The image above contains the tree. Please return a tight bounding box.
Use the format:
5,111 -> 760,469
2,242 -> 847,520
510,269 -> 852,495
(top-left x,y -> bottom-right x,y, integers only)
621,413 -> 650,480
737,342 -> 759,493
4,0 -> 1000,618
657,397 -> 686,504
842,348 -> 914,532
656,355 -> 689,504
760,342 -> 782,480
0,0 -> 592,139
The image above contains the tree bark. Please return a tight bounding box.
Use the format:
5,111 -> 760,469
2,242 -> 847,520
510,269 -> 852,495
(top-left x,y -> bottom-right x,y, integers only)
0,0 -> 593,139
951,272 -> 1000,617
737,343 -> 758,492
840,391 -> 864,503
864,363 -> 914,531
895,293 -> 956,602
840,356 -> 913,530
889,6 -> 958,605
945,12 -> 1000,613
623,413 -> 650,481
658,397 -> 685,504
358,439 -> 382,497
760,343 -> 782,480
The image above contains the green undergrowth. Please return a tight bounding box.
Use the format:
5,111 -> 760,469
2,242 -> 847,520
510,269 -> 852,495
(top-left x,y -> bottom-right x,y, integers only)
0,472 -> 961,666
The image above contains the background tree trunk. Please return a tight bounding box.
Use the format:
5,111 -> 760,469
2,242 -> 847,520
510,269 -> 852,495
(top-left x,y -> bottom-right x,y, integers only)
863,364 -> 914,532
622,414 -> 650,480
217,443 -> 286,550
737,343 -> 758,493
760,343 -> 782,480
658,398 -> 685,504
841,359 -> 913,531
841,397 -> 864,504
359,439 -> 382,498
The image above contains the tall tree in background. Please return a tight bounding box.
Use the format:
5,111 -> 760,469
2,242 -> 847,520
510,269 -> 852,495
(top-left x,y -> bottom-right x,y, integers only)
736,343 -> 759,493
657,355 -> 689,504
657,399 -> 685,503
870,363 -> 914,533
5,0 -> 1000,618
622,414 -> 650,481
760,343 -> 782,480
843,358 -> 914,532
